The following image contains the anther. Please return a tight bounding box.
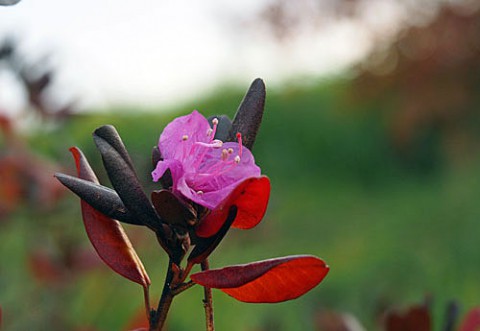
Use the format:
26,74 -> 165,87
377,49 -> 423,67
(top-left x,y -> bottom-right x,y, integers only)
227,148 -> 234,154
234,155 -> 241,164
210,118 -> 219,141
197,190 -> 204,195
212,139 -> 223,148
182,135 -> 189,141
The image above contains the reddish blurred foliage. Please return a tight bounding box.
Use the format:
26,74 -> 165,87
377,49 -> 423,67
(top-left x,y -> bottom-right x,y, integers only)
0,37 -> 75,221
246,0 -> 360,41
0,115 -> 65,220
124,308 -> 150,331
352,5 -> 480,163
458,308 -> 480,331
379,299 -> 480,331
314,309 -> 365,331
27,246 -> 100,285
383,304 -> 431,331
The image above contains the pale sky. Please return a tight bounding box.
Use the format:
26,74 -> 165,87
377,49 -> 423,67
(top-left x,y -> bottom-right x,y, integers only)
0,0 -> 400,114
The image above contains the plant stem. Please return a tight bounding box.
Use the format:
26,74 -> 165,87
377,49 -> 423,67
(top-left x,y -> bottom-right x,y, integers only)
143,285 -> 151,322
150,260 -> 175,331
201,259 -> 215,331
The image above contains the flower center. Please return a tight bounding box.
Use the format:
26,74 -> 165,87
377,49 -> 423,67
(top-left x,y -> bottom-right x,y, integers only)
182,118 -> 244,193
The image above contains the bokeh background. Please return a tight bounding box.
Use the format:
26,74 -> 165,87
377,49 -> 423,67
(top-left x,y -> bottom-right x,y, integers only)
1,0 -> 480,330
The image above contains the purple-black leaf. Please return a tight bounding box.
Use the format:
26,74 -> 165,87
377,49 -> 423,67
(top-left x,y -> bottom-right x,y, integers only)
93,126 -> 163,233
228,78 -> 266,150
54,173 -> 138,225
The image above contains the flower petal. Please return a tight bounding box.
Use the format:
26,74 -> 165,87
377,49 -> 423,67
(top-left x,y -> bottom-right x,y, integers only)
152,159 -> 183,184
185,142 -> 260,209
159,110 -> 211,160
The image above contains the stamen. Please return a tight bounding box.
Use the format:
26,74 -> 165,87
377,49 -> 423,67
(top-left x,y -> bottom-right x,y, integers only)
210,118 -> 218,141
227,148 -> 234,154
236,132 -> 243,157
195,139 -> 223,148
221,148 -> 229,161
234,155 -> 241,164
182,135 -> 189,141
197,190 -> 204,195
206,128 -> 213,136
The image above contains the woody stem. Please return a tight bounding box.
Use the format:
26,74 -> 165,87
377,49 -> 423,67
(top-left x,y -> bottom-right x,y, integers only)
201,259 -> 215,331
150,260 -> 175,331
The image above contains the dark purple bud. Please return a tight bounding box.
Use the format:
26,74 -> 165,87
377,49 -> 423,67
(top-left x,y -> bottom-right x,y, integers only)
94,125 -> 135,171
228,78 -> 266,150
93,126 -> 164,233
54,173 -> 139,225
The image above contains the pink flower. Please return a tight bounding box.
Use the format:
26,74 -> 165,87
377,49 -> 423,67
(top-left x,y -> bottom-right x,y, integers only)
152,110 -> 261,210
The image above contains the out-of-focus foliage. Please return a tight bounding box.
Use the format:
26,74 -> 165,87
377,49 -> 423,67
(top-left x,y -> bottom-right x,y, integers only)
2,2 -> 480,331
352,5 -> 480,171
0,38 -> 73,220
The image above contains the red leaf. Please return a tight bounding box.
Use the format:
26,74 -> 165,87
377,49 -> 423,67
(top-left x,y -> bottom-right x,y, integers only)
195,176 -> 270,238
190,255 -> 329,303
70,147 -> 150,288
458,307 -> 480,331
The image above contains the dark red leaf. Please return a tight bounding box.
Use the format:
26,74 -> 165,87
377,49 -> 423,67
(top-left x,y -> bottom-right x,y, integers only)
190,255 -> 329,303
151,189 -> 196,226
70,147 -> 150,288
458,307 -> 480,331
195,176 -> 270,238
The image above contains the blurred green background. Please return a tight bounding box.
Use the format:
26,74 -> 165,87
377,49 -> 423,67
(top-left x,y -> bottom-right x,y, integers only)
2,1 -> 480,330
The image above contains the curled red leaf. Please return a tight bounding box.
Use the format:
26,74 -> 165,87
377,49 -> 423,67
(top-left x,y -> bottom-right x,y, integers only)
190,255 -> 329,303
196,176 -> 270,238
70,147 -> 150,288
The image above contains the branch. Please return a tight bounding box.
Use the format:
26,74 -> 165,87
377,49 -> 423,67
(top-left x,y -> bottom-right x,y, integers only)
201,259 -> 215,331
